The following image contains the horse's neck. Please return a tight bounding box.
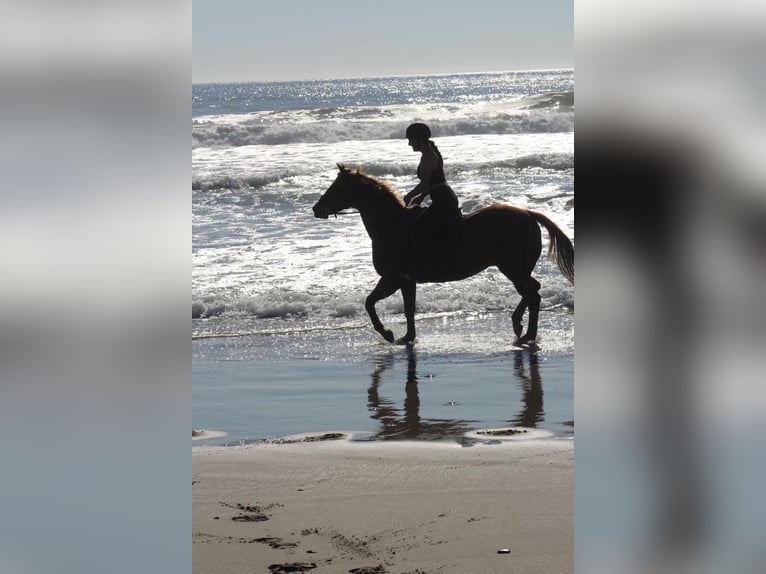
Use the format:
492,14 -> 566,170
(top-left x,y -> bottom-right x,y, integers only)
359,209 -> 402,243
356,195 -> 404,244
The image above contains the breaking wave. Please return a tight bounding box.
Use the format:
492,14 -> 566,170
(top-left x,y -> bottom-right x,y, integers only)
192,108 -> 574,149
192,153 -> 573,192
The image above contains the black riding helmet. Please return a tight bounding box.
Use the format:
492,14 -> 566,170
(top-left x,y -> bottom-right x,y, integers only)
405,122 -> 431,140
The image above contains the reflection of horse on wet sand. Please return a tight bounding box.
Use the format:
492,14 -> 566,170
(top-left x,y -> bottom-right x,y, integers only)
367,347 -> 545,440
509,351 -> 544,428
368,347 -> 474,440
313,165 -> 574,347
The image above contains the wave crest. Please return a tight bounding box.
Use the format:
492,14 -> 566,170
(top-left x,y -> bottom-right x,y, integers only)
192,109 -> 574,149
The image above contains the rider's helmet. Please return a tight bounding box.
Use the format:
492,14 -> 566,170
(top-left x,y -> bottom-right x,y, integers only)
405,122 -> 431,140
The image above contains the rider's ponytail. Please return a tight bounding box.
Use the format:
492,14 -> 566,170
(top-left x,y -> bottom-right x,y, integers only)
429,140 -> 444,164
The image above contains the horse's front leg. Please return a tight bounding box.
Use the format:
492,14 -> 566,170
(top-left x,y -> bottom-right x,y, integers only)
365,276 -> 401,343
396,280 -> 417,345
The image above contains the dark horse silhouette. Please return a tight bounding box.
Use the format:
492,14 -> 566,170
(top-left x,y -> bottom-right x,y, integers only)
312,165 -> 574,345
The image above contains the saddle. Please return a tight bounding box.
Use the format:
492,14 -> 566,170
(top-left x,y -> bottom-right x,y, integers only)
402,206 -> 463,267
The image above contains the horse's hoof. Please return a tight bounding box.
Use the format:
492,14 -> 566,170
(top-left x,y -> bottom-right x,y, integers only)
382,330 -> 395,343
395,336 -> 415,345
513,335 -> 538,348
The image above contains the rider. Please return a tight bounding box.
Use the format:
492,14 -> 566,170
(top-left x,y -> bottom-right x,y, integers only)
402,122 -> 462,252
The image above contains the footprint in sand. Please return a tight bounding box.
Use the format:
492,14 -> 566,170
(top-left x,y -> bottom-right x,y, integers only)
268,564 -> 317,573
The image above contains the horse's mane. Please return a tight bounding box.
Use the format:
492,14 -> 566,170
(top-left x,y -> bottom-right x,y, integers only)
346,168 -> 405,209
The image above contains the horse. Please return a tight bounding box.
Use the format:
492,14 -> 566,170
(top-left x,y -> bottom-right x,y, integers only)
312,164 -> 574,346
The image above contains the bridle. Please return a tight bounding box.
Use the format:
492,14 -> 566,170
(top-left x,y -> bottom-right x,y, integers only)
313,195 -> 359,219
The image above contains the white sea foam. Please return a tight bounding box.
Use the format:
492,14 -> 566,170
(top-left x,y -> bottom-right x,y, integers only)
192,106 -> 574,149
192,133 -> 573,192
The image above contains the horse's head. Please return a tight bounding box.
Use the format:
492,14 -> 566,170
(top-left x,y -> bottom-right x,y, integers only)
313,164 -> 355,219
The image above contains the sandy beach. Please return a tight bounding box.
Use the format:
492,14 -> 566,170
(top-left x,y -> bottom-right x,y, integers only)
193,436 -> 573,574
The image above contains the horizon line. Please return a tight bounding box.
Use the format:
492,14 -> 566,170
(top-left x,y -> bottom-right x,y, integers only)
192,67 -> 574,86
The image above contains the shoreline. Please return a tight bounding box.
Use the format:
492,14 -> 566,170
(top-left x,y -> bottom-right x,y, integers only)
192,425 -> 570,447
193,437 -> 573,573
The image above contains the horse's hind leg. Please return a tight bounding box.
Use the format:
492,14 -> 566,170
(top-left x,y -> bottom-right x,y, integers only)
515,276 -> 541,344
501,267 -> 541,344
511,297 -> 528,338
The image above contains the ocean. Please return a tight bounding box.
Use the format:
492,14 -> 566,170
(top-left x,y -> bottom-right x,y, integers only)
192,70 -> 574,446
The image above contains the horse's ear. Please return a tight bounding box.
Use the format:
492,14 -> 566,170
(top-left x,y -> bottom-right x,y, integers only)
336,163 -> 348,174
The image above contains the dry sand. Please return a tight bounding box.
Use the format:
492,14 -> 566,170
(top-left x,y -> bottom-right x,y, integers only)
193,436 -> 573,574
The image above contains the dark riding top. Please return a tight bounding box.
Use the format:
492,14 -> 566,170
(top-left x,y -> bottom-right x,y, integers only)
417,149 -> 460,225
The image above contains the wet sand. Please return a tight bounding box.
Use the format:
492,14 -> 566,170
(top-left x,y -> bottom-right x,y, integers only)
193,437 -> 573,573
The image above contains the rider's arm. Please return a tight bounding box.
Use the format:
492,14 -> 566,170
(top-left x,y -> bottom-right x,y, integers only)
404,182 -> 427,205
404,152 -> 437,205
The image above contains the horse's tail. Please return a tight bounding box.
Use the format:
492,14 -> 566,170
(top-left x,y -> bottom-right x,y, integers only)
528,210 -> 574,283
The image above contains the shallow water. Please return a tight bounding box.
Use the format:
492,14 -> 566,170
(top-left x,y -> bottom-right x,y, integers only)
193,311 -> 573,445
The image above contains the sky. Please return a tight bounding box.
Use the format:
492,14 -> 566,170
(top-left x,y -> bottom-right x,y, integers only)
193,0 -> 573,83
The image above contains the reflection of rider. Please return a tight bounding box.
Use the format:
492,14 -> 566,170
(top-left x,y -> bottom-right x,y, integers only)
403,123 -> 461,250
